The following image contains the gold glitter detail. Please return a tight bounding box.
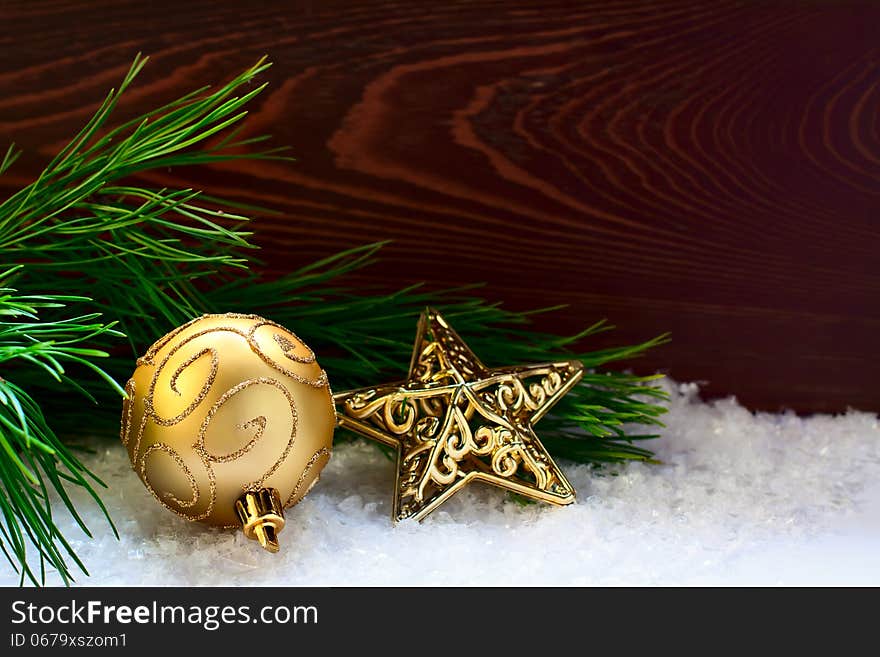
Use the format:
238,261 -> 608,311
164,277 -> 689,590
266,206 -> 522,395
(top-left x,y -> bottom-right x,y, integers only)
194,376 -> 298,490
138,313 -> 264,365
126,313 -> 335,527
283,447 -> 332,508
250,319 -> 317,364
138,314 -> 206,365
245,321 -> 327,386
253,383 -> 298,487
120,378 -> 135,446
140,442 -> 200,511
149,338 -> 219,426
202,416 -> 267,464
131,406 -> 150,466
167,322 -> 327,389
196,448 -> 217,522
271,332 -> 316,364
170,348 -> 214,395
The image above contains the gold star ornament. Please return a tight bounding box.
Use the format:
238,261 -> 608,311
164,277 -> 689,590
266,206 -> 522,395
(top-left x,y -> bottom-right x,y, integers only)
334,308 -> 583,522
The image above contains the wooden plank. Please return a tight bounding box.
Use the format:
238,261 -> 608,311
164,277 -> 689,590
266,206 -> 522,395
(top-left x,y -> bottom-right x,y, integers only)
0,0 -> 877,412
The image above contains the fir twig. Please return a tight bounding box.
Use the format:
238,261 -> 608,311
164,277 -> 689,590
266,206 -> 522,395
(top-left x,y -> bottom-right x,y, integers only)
0,56 -> 668,584
0,268 -> 120,585
0,54 -> 287,350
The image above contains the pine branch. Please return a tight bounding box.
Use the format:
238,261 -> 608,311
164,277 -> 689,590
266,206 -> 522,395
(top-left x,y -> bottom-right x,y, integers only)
0,54 -> 290,584
0,53 -> 286,350
0,267 -> 121,585
201,246 -> 669,460
0,56 -> 668,584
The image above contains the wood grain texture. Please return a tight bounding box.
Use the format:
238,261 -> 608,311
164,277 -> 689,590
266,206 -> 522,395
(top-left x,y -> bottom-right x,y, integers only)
1,0 -> 878,412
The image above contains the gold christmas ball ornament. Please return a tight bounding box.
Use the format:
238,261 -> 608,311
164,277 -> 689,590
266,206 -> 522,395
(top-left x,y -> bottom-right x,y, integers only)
120,313 -> 335,552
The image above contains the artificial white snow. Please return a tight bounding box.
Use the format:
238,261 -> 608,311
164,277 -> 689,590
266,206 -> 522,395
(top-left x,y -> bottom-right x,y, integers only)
3,380 -> 880,586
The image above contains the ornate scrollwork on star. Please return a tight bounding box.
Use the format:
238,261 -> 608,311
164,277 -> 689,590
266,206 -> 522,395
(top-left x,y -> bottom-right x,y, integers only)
334,308 -> 583,522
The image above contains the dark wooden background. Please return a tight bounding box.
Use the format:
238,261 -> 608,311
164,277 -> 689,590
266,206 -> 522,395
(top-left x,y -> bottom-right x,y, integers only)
1,1 -> 878,412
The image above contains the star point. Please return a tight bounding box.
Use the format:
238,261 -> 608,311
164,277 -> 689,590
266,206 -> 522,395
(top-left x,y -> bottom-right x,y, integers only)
334,309 -> 583,522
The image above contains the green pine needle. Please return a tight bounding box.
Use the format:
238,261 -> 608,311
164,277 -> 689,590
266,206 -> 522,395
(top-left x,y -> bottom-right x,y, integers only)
0,268 -> 120,585
0,55 -> 668,585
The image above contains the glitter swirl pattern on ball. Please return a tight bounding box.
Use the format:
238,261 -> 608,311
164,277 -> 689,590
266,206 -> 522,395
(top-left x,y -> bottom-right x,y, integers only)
121,313 -> 335,527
